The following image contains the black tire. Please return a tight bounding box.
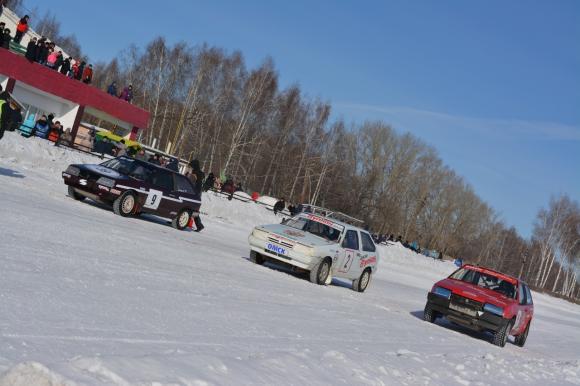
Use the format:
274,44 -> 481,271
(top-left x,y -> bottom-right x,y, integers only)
113,191 -> 136,217
492,320 -> 513,347
250,251 -> 265,265
172,209 -> 191,230
514,321 -> 531,347
67,186 -> 85,201
309,258 -> 331,285
352,268 -> 372,292
423,304 -> 437,323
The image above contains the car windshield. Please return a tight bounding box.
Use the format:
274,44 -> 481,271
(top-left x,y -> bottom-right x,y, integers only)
285,217 -> 342,242
100,157 -> 137,176
450,267 -> 516,298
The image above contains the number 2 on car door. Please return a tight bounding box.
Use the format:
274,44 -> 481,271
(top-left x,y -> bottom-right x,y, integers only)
339,250 -> 355,273
144,189 -> 162,209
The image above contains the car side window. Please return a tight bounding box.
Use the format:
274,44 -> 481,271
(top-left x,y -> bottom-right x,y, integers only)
360,232 -> 376,252
130,165 -> 153,182
152,169 -> 174,191
342,230 -> 359,250
524,285 -> 534,305
175,175 -> 195,193
518,284 -> 526,305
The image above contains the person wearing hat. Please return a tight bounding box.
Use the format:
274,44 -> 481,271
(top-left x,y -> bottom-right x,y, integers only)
82,64 -> 93,84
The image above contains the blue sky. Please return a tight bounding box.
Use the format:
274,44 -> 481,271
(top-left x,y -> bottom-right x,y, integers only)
24,0 -> 580,237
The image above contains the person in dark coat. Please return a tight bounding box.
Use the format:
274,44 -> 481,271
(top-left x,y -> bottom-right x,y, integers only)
166,157 -> 179,172
273,198 -> 286,215
0,98 -> 21,141
203,172 -> 215,192
0,23 -> 5,47
36,39 -> 49,64
59,57 -> 71,75
54,51 -> 63,71
119,85 -> 133,102
1,28 -> 11,49
25,37 -> 37,61
76,61 -> 86,80
187,159 -> 205,232
107,81 -> 118,96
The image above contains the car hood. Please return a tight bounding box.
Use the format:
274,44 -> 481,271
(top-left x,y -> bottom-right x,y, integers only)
77,164 -> 128,180
436,278 -> 512,307
258,223 -> 336,247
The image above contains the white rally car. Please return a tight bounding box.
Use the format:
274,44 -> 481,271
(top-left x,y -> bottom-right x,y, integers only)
248,207 -> 380,292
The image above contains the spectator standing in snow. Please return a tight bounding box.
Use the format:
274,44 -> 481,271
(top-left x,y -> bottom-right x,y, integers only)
70,60 -> 79,79
82,64 -> 93,84
115,139 -> 128,157
25,36 -> 37,61
59,57 -> 71,76
120,85 -> 134,103
187,159 -> 205,232
14,15 -> 29,44
1,28 -> 11,49
203,172 -> 215,192
273,198 -> 286,215
166,157 -> 179,172
0,98 -> 21,141
33,115 -> 50,139
107,81 -> 118,96
76,61 -> 86,81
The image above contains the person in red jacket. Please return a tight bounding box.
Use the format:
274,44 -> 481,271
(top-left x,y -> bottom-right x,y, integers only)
14,15 -> 29,44
82,64 -> 93,84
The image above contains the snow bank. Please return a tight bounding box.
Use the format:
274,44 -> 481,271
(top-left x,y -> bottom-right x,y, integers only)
0,362 -> 73,386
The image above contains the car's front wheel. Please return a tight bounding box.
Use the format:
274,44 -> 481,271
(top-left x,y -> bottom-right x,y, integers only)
353,268 -> 372,292
309,257 -> 331,285
514,320 -> 531,347
492,320 -> 513,347
423,304 -> 437,323
172,209 -> 191,230
250,250 -> 265,265
113,191 -> 136,217
67,186 -> 85,201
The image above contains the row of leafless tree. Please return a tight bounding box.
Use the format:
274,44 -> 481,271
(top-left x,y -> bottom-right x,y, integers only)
83,37 -> 579,302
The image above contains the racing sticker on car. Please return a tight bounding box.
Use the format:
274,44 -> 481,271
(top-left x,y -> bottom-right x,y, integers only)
144,189 -> 163,210
360,256 -> 377,269
338,250 -> 355,273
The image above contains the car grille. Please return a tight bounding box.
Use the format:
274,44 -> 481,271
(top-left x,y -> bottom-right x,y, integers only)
267,236 -> 294,249
450,293 -> 483,311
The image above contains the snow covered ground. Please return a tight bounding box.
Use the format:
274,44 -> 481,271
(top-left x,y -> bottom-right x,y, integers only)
0,132 -> 579,385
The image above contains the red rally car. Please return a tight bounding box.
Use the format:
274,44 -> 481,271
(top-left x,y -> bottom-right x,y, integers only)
423,264 -> 534,347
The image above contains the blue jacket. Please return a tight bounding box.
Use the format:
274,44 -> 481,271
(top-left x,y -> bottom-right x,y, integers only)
34,120 -> 50,139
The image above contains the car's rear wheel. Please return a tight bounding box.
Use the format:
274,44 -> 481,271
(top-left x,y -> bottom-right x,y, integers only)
67,186 -> 85,201
309,257 -> 331,285
423,303 -> 437,323
353,268 -> 372,292
113,191 -> 136,217
514,321 -> 531,347
250,250 -> 265,265
492,320 -> 513,347
172,209 -> 191,230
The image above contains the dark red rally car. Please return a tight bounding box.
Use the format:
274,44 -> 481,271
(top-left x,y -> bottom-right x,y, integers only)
423,264 -> 534,347
62,156 -> 201,230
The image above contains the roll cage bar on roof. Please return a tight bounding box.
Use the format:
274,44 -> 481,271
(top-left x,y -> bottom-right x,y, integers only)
299,204 -> 364,226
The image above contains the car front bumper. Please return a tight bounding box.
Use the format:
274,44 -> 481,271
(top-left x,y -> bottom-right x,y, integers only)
426,292 -> 508,333
248,235 -> 315,270
62,172 -> 121,203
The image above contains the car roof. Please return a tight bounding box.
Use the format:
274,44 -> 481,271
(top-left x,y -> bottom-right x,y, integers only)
297,212 -> 369,233
462,264 -> 519,285
118,156 -> 179,174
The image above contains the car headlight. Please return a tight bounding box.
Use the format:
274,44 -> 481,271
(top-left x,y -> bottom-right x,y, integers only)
97,177 -> 116,188
294,243 -> 314,256
252,228 -> 269,240
483,303 -> 504,317
65,165 -> 80,176
433,286 -> 452,299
